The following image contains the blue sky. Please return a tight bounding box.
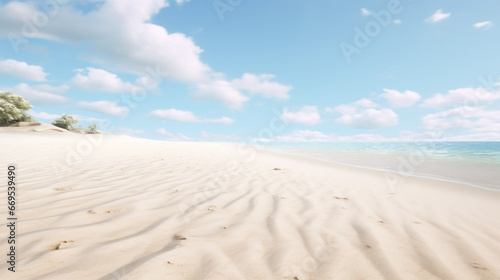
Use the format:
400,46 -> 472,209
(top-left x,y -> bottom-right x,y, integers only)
1,0 -> 499,141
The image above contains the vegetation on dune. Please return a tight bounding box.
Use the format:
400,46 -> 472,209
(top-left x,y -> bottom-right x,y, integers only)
52,114 -> 79,130
0,91 -> 35,125
1,91 -> 96,133
88,123 -> 98,133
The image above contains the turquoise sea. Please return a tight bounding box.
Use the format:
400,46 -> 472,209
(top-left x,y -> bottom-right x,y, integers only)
262,142 -> 500,191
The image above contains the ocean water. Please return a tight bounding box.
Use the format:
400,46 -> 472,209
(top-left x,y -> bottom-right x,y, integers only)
261,142 -> 500,191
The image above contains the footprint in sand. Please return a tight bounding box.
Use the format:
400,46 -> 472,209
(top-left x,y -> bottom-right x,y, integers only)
472,262 -> 488,270
54,187 -> 74,191
53,240 -> 74,250
207,205 -> 217,212
87,208 -> 125,215
174,234 -> 187,240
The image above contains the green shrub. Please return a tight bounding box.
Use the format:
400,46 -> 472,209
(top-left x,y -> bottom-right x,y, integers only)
52,114 -> 79,130
88,123 -> 98,133
0,91 -> 35,125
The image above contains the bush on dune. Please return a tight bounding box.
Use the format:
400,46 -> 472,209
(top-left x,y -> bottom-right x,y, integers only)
0,91 -> 35,125
52,114 -> 79,130
88,123 -> 98,133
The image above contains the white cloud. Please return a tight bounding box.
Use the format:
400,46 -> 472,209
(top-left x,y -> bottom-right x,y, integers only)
380,89 -> 421,108
194,80 -> 249,109
425,9 -> 451,23
70,67 -> 140,93
334,99 -> 398,129
421,87 -> 500,108
75,115 -> 105,122
0,1 -> 249,108
193,74 -> 292,109
78,100 -> 130,116
264,129 -> 500,142
34,84 -> 69,94
334,98 -> 379,115
232,73 -> 292,100
337,133 -> 388,141
175,0 -> 191,5
473,21 -> 493,30
31,111 -> 60,120
393,19 -> 402,24
275,130 -> 336,142
282,106 -> 321,125
0,0 -> 209,82
31,111 -> 104,123
361,8 -> 371,16
0,1 -> 291,109
261,130 -> 388,142
422,106 -> 500,132
156,128 -> 193,141
150,108 -> 234,124
7,83 -> 68,104
440,132 -> 500,141
0,59 -> 48,82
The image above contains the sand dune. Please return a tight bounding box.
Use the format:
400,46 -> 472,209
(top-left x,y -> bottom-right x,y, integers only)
0,133 -> 499,279
0,122 -> 102,134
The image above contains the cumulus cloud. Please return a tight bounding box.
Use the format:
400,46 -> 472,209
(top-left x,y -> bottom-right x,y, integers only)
261,130 -> 388,142
70,67 -> 141,93
421,87 -> 500,108
473,21 -> 493,30
282,106 -> 321,125
31,111 -> 104,122
334,99 -> 398,129
361,8 -> 371,16
425,9 -> 451,23
150,108 -> 234,124
0,59 -> 48,81
380,89 -> 421,108
440,132 -> 500,141
31,111 -> 60,120
6,83 -> 68,104
0,1 -> 290,109
275,130 -> 335,142
422,106 -> 500,132
194,80 -> 249,109
232,73 -> 292,100
0,0 -> 208,82
264,129 -> 500,142
78,100 -> 130,116
0,1 -> 288,109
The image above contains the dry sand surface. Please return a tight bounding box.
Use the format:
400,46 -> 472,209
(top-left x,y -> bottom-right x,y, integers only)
0,131 -> 499,280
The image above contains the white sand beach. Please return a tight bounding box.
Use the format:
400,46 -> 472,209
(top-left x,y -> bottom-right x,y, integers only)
1,130 -> 499,280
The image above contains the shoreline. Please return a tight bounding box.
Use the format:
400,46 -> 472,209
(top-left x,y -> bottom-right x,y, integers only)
261,145 -> 500,192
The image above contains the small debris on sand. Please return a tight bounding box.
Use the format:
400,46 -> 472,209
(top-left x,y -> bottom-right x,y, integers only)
174,234 -> 187,240
54,240 -> 74,250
